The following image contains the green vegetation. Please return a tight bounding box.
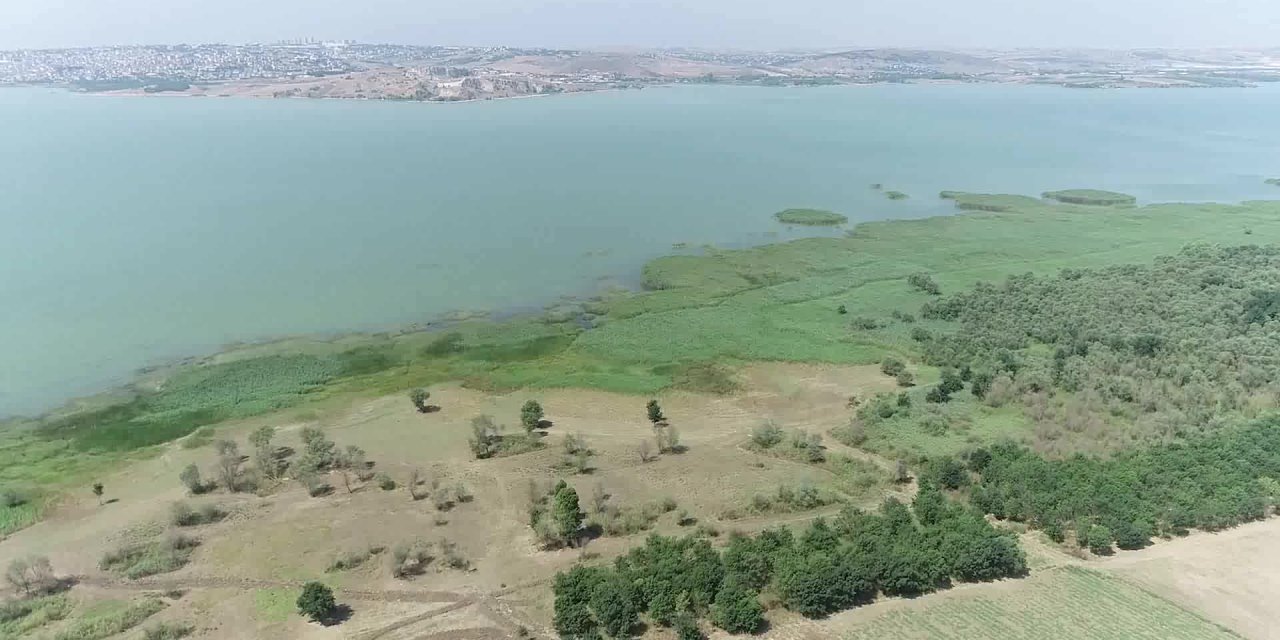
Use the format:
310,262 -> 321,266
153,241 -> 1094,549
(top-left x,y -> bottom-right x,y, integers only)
99,534 -> 199,579
843,565 -> 1237,640
1042,189 -> 1137,206
773,208 -> 849,226
326,545 -> 384,572
252,588 -> 298,623
52,599 -> 165,640
967,415 -> 1280,550
520,399 -> 545,432
11,189 -> 1280,538
296,581 -> 337,623
141,622 -> 195,640
0,594 -> 70,639
554,494 -> 1024,638
939,191 -> 1042,211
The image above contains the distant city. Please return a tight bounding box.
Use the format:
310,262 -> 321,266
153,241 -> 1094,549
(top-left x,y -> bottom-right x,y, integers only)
2,41 -> 1278,101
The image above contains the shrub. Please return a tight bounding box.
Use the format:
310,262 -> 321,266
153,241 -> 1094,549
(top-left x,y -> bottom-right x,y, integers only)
410,388 -> 431,412
100,534 -> 200,579
327,545 -> 382,572
907,272 -> 941,295
142,622 -> 194,640
880,358 -> 906,377
751,421 -> 784,448
376,473 -> 396,491
296,582 -> 337,623
178,465 -> 206,495
895,370 -> 915,387
52,599 -> 165,640
168,501 -> 226,527
390,540 -> 434,578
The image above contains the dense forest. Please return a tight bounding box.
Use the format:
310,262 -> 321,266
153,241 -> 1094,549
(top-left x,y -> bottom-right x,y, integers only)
958,416 -> 1280,551
919,244 -> 1280,448
553,493 -> 1024,639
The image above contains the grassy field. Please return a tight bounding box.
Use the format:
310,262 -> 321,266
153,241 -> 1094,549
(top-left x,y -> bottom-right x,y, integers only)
841,566 -> 1240,640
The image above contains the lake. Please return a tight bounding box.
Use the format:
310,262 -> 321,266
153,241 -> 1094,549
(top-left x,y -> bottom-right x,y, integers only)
3,83 -> 1280,416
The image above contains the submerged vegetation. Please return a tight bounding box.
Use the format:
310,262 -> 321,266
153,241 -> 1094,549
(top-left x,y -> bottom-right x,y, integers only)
773,208 -> 849,226
1041,189 -> 1136,206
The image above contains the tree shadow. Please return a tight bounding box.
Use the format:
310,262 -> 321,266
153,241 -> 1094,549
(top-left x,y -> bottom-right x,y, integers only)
320,604 -> 354,626
537,419 -> 554,430
102,498 -> 120,506
418,405 -> 442,414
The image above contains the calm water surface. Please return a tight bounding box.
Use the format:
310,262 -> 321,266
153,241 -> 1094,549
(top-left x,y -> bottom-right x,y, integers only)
3,83 -> 1280,415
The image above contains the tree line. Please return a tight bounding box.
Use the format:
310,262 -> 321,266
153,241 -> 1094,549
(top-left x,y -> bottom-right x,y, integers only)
553,490 -> 1024,639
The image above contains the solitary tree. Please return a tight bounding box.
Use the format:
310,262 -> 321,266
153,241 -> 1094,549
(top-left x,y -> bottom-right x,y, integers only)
4,555 -> 54,595
179,464 -> 203,494
215,440 -> 243,492
520,400 -> 545,433
646,400 -> 665,425
249,426 -> 278,479
92,482 -> 104,505
297,581 -> 337,623
410,388 -> 431,413
552,484 -> 584,546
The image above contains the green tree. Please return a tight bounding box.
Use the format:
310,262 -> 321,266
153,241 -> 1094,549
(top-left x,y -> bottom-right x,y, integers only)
1086,525 -> 1113,555
410,388 -> 431,413
674,614 -> 703,640
299,427 -> 336,471
215,440 -> 243,492
591,572 -> 640,638
646,400 -> 665,425
249,426 -> 277,479
296,581 -> 337,623
553,483 -> 584,545
521,400 -> 545,433
710,578 -> 764,634
554,565 -> 605,639
880,357 -> 907,377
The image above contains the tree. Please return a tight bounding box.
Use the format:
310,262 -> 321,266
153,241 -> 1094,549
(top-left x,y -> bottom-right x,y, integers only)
751,421 -> 784,448
710,577 -> 764,634
520,400 -> 545,433
92,482 -> 104,505
657,425 -> 681,454
215,440 -> 243,492
552,483 -> 584,546
1086,525 -> 1113,555
880,357 -> 907,377
646,399 -> 665,425
674,614 -> 704,640
179,464 -> 204,494
907,272 -> 941,295
468,415 -> 501,459
893,460 -> 910,484
296,581 -> 337,623
299,426 -> 337,471
5,555 -> 54,595
249,426 -> 278,479
410,388 -> 431,413
938,369 -> 965,394
554,565 -> 604,639
590,572 -> 639,638
637,440 -> 654,463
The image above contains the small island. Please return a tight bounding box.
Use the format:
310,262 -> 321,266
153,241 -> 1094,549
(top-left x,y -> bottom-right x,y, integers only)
885,190 -> 909,200
774,208 -> 849,226
1042,189 -> 1137,206
1266,178 -> 1280,186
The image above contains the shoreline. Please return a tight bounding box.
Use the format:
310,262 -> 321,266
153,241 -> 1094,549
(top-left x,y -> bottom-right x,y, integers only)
7,188 -> 1280,427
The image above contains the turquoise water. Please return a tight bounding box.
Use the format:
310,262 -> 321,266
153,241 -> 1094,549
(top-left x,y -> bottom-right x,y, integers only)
3,83 -> 1280,416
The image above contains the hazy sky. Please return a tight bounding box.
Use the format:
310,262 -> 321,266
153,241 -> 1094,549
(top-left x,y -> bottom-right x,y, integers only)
1,0 -> 1277,50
